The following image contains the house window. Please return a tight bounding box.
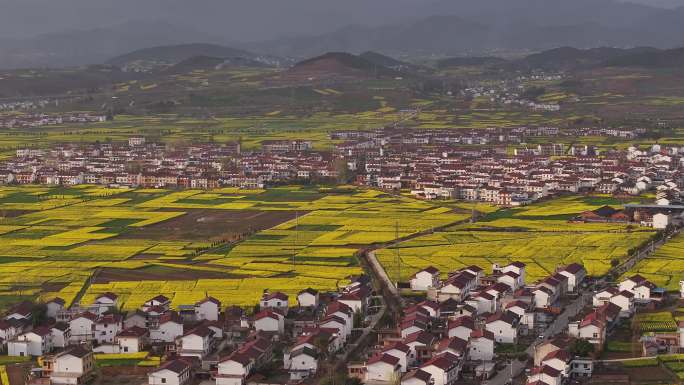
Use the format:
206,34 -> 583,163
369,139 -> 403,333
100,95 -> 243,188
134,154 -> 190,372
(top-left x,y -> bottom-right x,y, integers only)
161,379 -> 166,384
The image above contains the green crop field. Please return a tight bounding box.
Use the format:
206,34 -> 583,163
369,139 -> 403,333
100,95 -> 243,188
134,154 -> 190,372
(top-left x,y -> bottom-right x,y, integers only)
622,231 -> 684,290
0,185 -> 468,310
376,196 -> 656,283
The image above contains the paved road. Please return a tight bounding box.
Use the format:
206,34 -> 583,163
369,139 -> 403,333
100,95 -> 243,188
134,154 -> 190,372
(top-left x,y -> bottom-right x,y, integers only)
484,292 -> 590,385
367,251 -> 399,297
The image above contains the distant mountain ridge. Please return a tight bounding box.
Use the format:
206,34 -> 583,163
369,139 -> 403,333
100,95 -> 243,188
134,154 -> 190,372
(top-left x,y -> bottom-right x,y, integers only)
603,47 -> 684,67
358,51 -> 427,73
245,2 -> 684,58
287,52 -> 402,79
433,46 -> 684,71
107,43 -> 286,69
2,0 -> 684,69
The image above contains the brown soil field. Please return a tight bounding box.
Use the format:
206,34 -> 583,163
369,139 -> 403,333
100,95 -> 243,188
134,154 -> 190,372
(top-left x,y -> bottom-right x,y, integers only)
121,209 -> 301,241
93,264 -> 240,283
0,209 -> 31,218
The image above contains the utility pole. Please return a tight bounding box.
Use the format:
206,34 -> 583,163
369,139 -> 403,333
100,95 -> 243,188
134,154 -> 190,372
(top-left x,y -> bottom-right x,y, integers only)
292,210 -> 299,270
395,220 -> 401,288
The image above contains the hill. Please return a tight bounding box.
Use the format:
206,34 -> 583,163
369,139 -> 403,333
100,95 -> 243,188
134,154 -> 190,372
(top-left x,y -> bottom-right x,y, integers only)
162,55 -> 272,75
604,47 -> 684,67
0,20 -> 219,69
247,2 -> 684,58
107,43 -> 258,67
358,51 -> 423,73
511,46 -> 661,71
436,56 -> 507,68
287,52 -> 401,79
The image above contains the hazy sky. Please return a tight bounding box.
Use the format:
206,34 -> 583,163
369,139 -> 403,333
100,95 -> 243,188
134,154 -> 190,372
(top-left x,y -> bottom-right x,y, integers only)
0,0 -> 682,41
0,0 -> 430,40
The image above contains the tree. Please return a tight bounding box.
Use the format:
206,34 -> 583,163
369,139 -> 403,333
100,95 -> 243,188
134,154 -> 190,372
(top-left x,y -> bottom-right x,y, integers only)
569,339 -> 594,357
353,311 -> 363,328
521,86 -> 546,101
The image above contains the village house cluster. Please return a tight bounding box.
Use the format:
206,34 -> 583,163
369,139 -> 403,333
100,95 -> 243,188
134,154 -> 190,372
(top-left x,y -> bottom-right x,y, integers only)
0,99 -> 60,112
342,261 -> 591,384
1,258 -> 682,385
0,274 -> 376,385
0,113 -> 107,128
352,260 -> 681,385
335,130 -> 683,210
0,138 -> 339,189
459,73 -> 567,112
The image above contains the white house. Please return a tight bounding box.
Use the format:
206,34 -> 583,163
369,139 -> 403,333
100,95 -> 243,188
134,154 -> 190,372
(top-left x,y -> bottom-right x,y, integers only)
254,310 -> 285,335
593,288 -> 619,307
541,349 -> 572,378
51,323 -> 71,348
527,365 -> 562,385
609,291 -> 635,317
557,263 -> 587,293
619,274 -> 648,293
401,369 -> 433,385
8,327 -> 53,356
50,347 -> 95,385
339,290 -> 367,313
404,331 -> 435,365
217,353 -> 254,385
436,337 -> 468,360
568,312 -> 605,347
500,262 -> 526,284
419,353 -> 460,385
382,342 -> 411,372
447,316 -> 475,341
505,301 -> 534,332
116,326 -> 148,353
437,273 -> 476,302
653,213 -> 670,229
325,301 -> 354,327
533,287 -> 555,309
195,297 -> 221,321
177,327 -> 214,359
124,310 -> 147,329
485,312 -> 519,344
462,265 -> 484,285
69,312 -> 97,343
468,330 -> 495,362
297,288 -> 320,308
148,359 -> 192,385
418,301 -> 440,318
401,318 -> 428,339
320,315 -> 350,341
411,267 -> 441,291
4,302 -> 33,321
366,354 -> 401,383
142,295 -> 171,313
285,346 -> 319,380
259,291 -> 289,310
95,313 -> 122,344
92,292 -> 118,315
151,312 -> 184,343
497,272 -> 521,290
0,319 -> 23,347
466,292 -> 497,314
46,298 -> 66,319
